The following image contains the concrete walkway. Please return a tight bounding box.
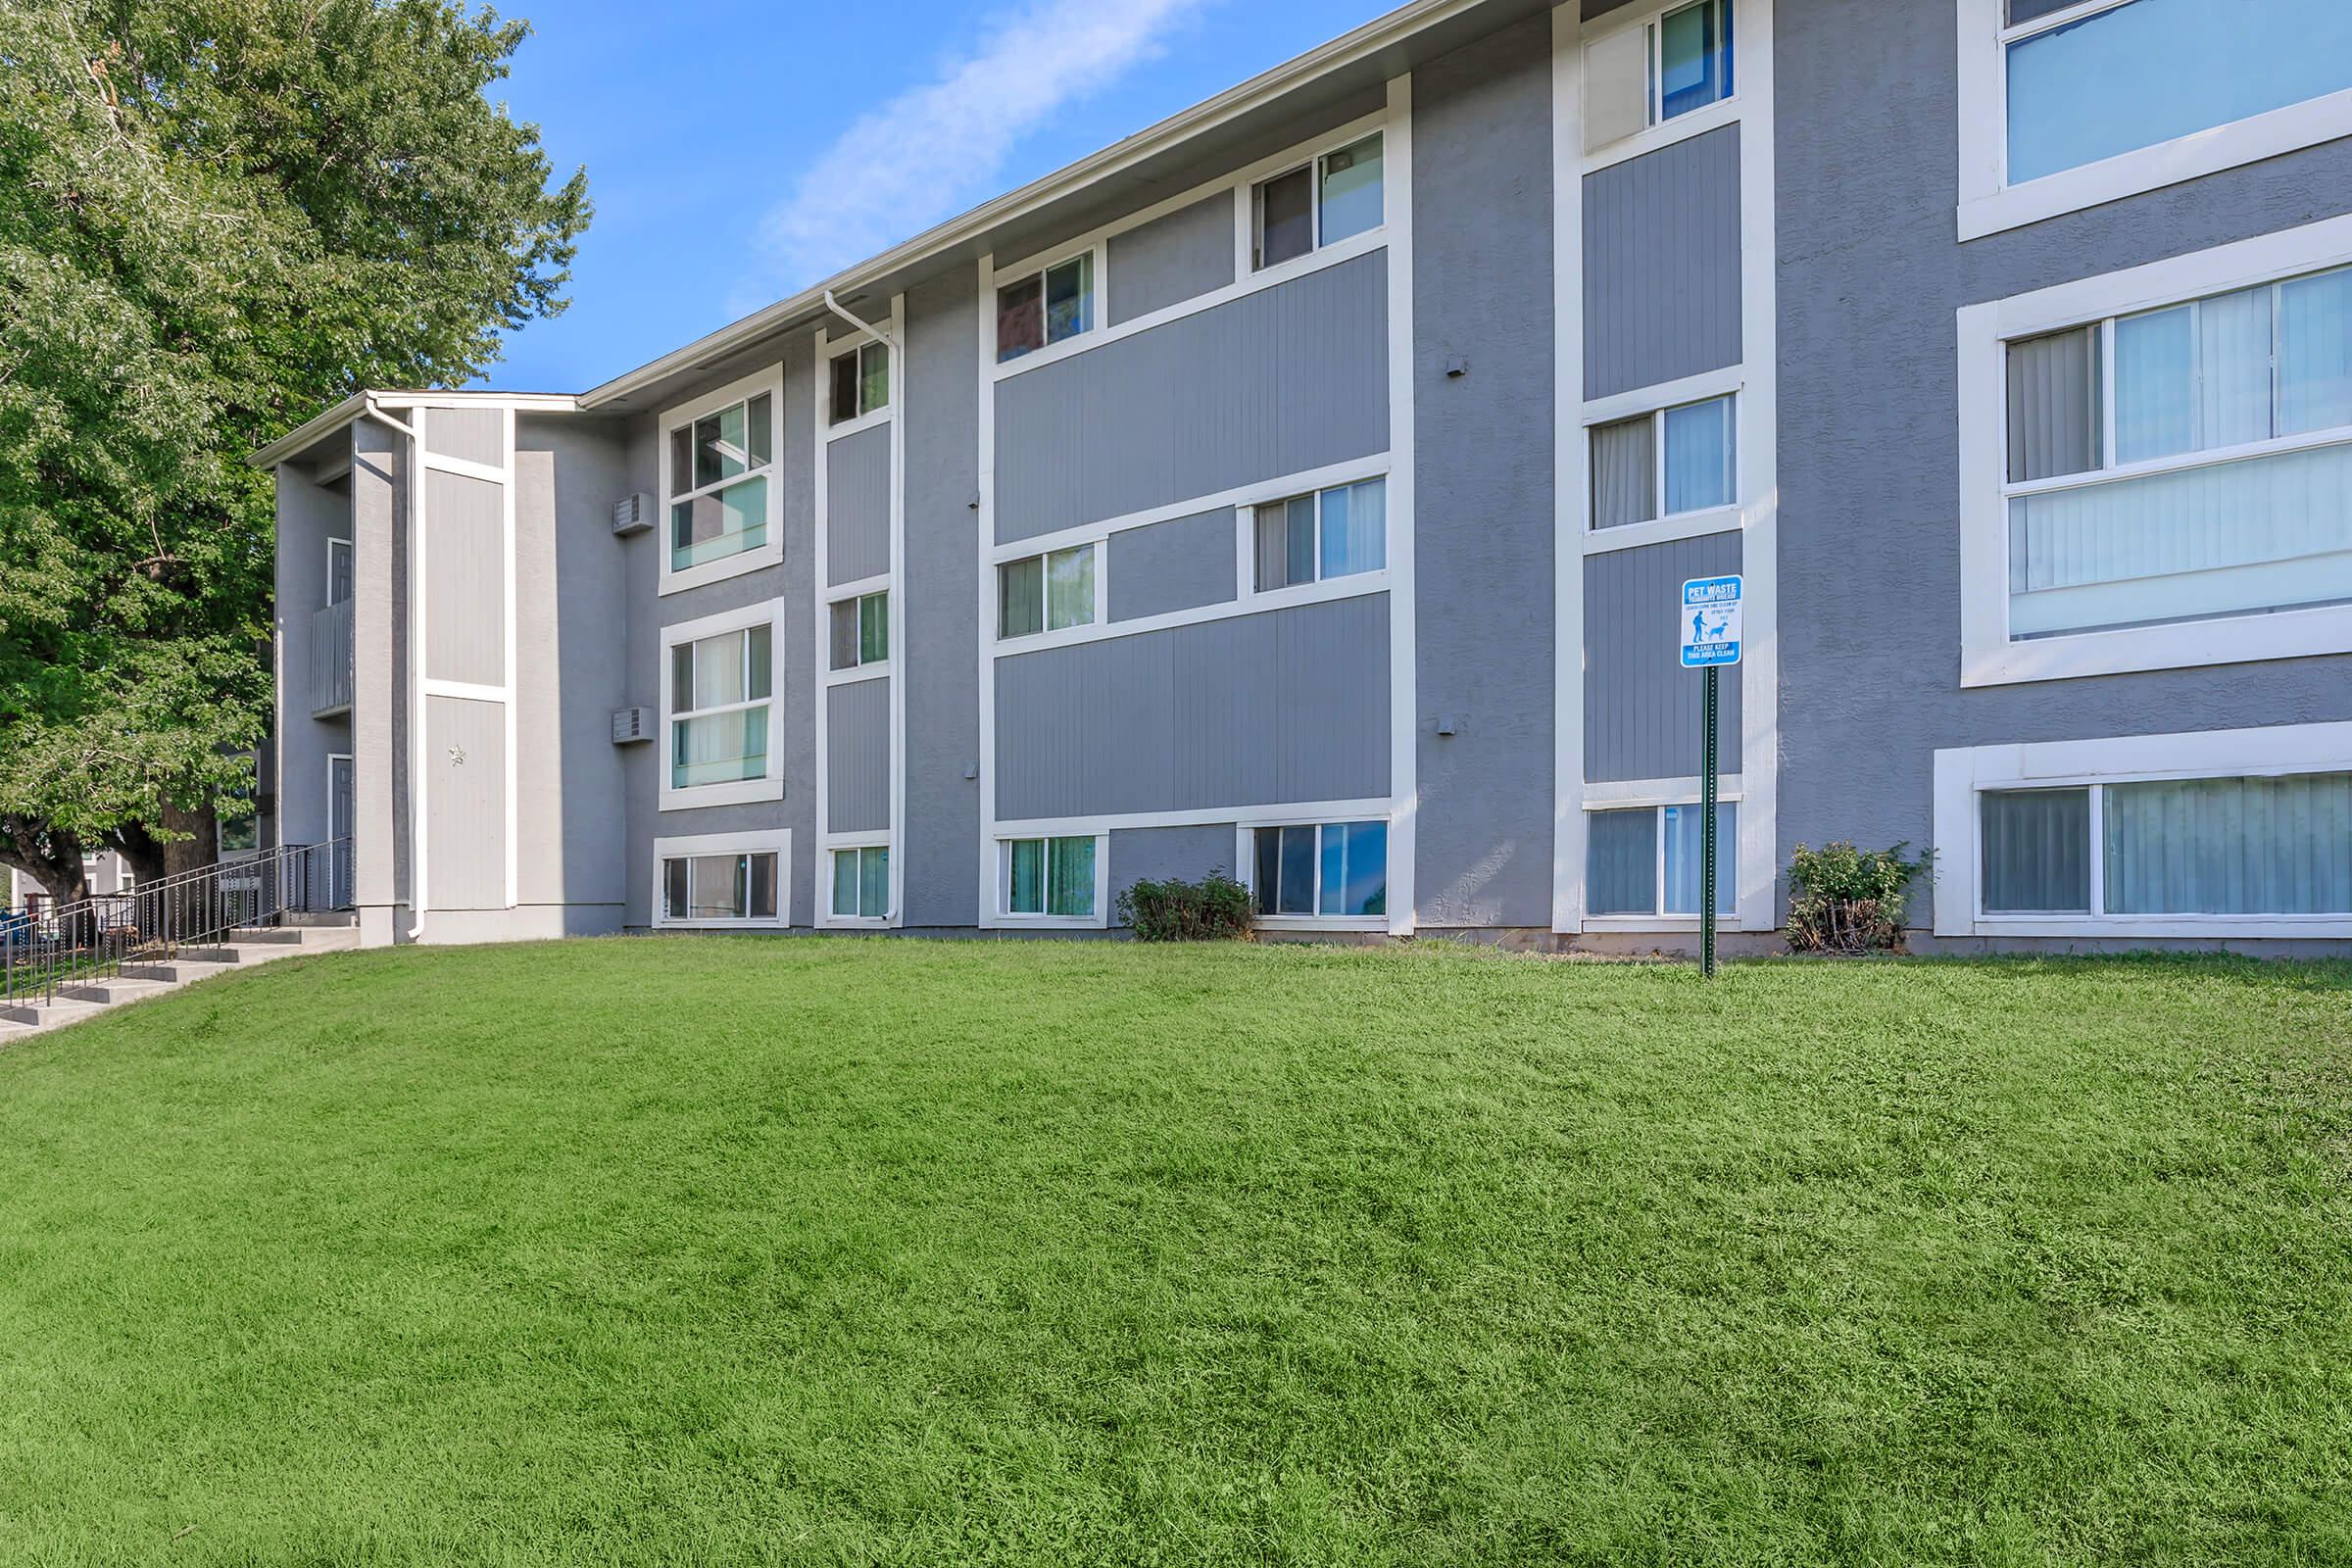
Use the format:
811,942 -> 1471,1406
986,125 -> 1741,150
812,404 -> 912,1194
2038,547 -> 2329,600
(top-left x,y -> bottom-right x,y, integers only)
0,925 -> 361,1040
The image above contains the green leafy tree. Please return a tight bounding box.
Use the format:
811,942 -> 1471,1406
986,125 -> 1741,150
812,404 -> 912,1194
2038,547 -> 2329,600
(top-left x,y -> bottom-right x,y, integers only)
0,0 -> 587,902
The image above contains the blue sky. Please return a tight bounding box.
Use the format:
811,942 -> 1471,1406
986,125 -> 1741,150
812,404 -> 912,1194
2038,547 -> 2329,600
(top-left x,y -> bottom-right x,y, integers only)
486,0 -> 1385,393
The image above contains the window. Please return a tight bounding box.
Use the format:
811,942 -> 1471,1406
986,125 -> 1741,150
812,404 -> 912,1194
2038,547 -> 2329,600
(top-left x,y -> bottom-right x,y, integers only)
326,538 -> 353,606
1590,395 -> 1736,530
997,544 -> 1095,638
830,592 -> 889,670
830,846 -> 890,919
1251,821 -> 1388,918
662,851 -> 780,923
2003,0 -> 2352,188
1980,775 -> 2352,917
2002,265 -> 2352,642
1585,0 -> 1734,150
829,341 -> 889,423
1588,804 -> 1735,917
216,753 -> 261,857
997,253 -> 1094,363
1004,836 -> 1096,918
1252,132 -> 1385,270
670,624 -> 772,791
665,390 -> 774,574
1253,477 -> 1386,591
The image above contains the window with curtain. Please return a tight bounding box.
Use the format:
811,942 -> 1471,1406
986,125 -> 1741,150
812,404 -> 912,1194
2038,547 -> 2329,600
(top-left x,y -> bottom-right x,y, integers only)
1251,821 -> 1388,918
830,592 -> 889,670
830,846 -> 890,919
1979,774 -> 2352,917
1253,477 -> 1387,591
1252,133 -> 1384,271
1588,804 -> 1734,916
829,341 -> 890,423
1004,836 -> 1096,917
1583,0 -> 1735,150
997,254 -> 1093,363
1590,396 -> 1735,529
2003,264 -> 2352,640
669,624 -> 771,791
997,545 -> 1094,638
2003,0 -> 2352,187
667,393 -> 773,572
662,852 -> 779,922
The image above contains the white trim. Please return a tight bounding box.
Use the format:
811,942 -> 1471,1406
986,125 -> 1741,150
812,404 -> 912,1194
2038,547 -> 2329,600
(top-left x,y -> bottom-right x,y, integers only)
1581,773 -> 1745,808
1732,0 -> 1780,941
418,450 -> 507,486
996,797 -> 1394,839
823,404 -> 893,445
886,295 -> 908,928
1932,721 -> 2352,939
1382,72 -> 1419,940
657,364 -> 787,597
1552,1 -> 1587,935
1583,506 -> 1741,555
501,404 -> 517,911
420,678 -> 508,705
659,597 -> 788,812
1956,217 -> 2352,685
975,254 -> 1003,929
992,831 -> 1111,930
1955,0 -> 2352,241
651,829 -> 793,930
1577,364 -> 1744,426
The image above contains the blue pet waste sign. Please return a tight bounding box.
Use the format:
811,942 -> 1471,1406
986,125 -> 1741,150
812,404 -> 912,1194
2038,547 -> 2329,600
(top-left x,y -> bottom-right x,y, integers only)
1680,574 -> 1742,668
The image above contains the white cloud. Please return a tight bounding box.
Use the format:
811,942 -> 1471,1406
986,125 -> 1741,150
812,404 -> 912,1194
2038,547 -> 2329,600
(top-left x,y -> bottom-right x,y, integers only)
750,0 -> 1209,300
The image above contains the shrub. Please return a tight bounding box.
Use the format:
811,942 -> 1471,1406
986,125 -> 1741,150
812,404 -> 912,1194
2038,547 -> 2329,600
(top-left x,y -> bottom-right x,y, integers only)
1787,841 -> 1935,956
1117,871 -> 1255,942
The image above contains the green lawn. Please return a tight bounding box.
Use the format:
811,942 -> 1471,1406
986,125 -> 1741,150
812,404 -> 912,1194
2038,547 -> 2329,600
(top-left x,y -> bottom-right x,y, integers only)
1,941 -> 2347,1565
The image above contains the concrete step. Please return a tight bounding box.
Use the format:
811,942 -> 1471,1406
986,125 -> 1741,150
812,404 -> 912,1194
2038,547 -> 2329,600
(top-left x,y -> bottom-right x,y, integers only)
57,980 -> 167,1004
227,927 -> 306,944
172,946 -> 242,964
119,960 -> 234,984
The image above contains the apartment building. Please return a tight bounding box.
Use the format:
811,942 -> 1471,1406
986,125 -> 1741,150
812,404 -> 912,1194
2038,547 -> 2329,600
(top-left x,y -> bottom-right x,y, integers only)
251,0 -> 2352,954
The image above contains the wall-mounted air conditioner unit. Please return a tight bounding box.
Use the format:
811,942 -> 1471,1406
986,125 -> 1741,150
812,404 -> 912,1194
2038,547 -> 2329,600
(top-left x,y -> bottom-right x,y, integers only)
612,493 -> 653,535
611,707 -> 654,744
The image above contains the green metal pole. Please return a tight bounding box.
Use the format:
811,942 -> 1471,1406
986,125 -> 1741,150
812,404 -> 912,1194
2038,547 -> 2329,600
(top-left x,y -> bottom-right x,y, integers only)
1701,663 -> 1718,979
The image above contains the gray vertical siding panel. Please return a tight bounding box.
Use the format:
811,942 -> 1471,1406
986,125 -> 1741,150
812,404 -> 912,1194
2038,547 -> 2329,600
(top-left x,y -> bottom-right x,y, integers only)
1106,508 -> 1237,620
1583,124 -> 1742,400
423,695 -> 506,910
828,676 -> 892,834
995,250 -> 1389,541
424,407 -> 505,469
1584,533 -> 1742,782
1107,194 -> 1238,324
995,595 -> 1388,820
423,468 -> 505,687
826,423 -> 892,586
1107,823 -> 1239,923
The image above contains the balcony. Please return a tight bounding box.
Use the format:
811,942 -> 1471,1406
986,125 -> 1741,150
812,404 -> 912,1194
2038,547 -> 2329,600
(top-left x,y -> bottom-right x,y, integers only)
310,600 -> 353,717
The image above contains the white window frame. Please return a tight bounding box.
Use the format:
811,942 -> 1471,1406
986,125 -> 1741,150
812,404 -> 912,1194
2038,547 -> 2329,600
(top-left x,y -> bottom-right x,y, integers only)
1578,780 -> 1745,931
1956,0 -> 2352,241
1958,216 -> 2352,684
1583,390 -> 1740,542
1933,721 -> 2352,938
995,833 -> 1109,929
1249,475 -> 1390,595
826,587 -> 892,677
1249,127 -> 1387,273
822,839 -> 893,927
651,829 -> 791,930
658,597 -> 787,811
658,365 -> 785,596
1238,816 -> 1396,933
826,338 -> 892,432
1580,0 -> 1741,166
993,542 -> 1098,644
993,248 -> 1100,367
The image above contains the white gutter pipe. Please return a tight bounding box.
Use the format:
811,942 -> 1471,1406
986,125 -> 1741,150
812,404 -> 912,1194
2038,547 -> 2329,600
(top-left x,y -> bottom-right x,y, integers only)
822,290 -> 898,349
362,396 -> 427,944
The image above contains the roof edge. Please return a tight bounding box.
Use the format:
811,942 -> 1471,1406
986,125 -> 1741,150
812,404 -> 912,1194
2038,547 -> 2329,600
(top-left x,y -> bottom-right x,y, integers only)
247,390 -> 584,468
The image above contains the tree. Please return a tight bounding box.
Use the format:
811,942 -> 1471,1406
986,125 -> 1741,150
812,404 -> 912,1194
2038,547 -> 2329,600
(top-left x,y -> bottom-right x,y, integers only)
0,0 -> 588,903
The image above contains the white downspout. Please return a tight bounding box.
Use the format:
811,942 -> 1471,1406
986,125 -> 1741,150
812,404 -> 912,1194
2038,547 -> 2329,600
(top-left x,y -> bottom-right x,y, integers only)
362,395 -> 427,944
822,289 -> 899,349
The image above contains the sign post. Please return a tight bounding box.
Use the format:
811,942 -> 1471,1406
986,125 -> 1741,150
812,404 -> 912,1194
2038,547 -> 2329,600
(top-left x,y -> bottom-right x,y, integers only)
1679,574 -> 1742,978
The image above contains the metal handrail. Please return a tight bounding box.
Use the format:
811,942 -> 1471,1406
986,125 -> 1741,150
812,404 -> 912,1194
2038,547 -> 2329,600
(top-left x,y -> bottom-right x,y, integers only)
1,838 -> 352,1012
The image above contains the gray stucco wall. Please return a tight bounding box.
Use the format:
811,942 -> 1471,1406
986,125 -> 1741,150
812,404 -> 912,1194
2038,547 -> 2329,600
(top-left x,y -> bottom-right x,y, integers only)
273,464 -> 349,852
902,268 -> 984,927
1107,823 -> 1238,924
425,406 -> 505,470
827,677 -> 891,834
1106,508 -> 1237,621
421,468 -> 504,687
995,594 -> 1390,820
1585,532 -> 1742,782
1107,193 -> 1236,325
1411,13 -> 1556,929
994,250 -> 1390,540
1583,123 -> 1742,400
825,423 -> 892,586
1774,0 -> 2352,903
422,694 -> 506,910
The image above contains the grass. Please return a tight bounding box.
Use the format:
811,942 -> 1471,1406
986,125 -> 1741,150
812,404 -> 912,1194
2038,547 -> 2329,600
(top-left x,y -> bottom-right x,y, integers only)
0,940 -> 2347,1565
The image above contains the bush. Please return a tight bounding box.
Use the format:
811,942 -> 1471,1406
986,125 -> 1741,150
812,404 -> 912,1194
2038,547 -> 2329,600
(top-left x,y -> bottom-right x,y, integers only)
1787,841 -> 1935,956
1117,871 -> 1255,942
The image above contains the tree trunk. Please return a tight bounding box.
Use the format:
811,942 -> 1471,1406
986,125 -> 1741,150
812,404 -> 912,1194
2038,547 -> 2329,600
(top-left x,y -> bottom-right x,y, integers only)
160,800 -> 218,879
108,821 -> 169,888
0,815 -> 89,907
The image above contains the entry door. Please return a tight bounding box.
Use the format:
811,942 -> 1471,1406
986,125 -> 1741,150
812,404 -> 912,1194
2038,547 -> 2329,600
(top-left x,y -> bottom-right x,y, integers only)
326,538 -> 354,605
327,755 -> 354,908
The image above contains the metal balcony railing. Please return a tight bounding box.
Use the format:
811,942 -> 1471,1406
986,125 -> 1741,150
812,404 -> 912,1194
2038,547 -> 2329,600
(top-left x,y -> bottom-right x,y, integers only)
1,839 -> 353,1012
311,600 -> 354,716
